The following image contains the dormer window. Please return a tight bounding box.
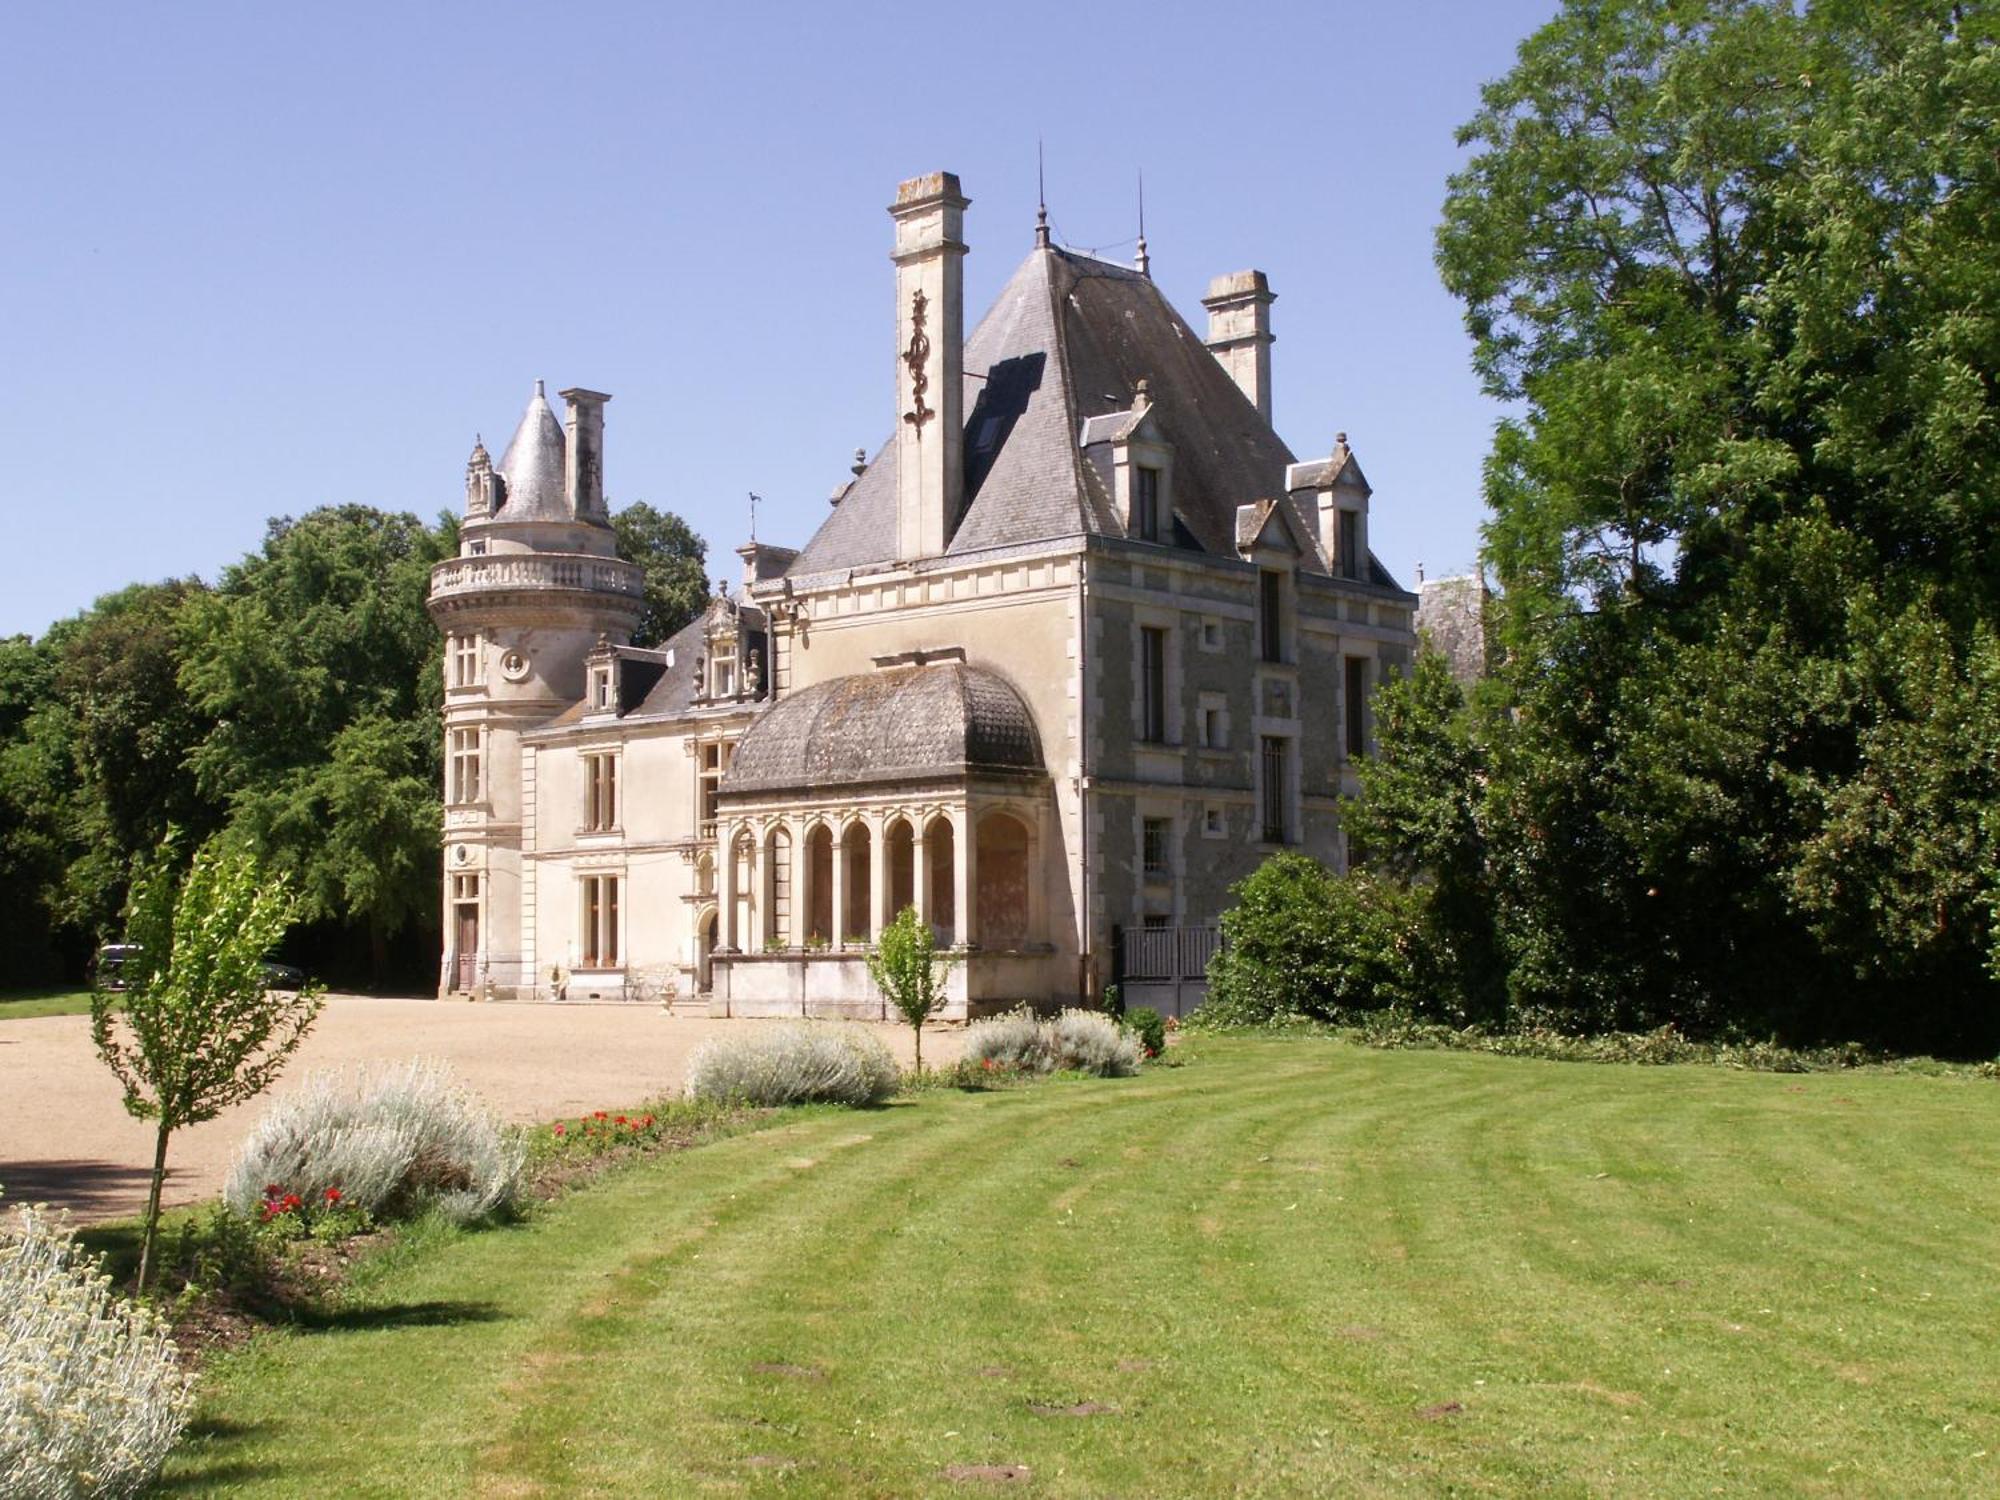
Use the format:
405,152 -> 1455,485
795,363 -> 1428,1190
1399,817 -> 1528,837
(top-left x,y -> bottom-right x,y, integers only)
1133,466 -> 1162,543
589,664 -> 615,712
712,655 -> 736,698
1338,509 -> 1361,581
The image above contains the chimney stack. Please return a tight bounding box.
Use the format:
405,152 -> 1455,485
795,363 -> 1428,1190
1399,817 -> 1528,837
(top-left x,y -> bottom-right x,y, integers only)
889,172 -> 969,561
1201,270 -> 1275,423
559,387 -> 612,522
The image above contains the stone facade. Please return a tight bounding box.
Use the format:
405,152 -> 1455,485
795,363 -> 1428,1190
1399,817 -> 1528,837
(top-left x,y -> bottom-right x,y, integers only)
427,171 -> 1418,1018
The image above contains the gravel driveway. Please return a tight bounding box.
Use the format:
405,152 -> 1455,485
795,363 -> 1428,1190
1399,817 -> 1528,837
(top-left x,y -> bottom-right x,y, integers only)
0,996 -> 961,1223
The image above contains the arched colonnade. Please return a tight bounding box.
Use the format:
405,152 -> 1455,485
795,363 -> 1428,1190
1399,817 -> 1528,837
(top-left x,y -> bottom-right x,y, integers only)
715,801 -> 1040,954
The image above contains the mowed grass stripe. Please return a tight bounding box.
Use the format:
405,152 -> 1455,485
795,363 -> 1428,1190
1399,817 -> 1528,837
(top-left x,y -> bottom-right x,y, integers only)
167,1039 -> 2000,1498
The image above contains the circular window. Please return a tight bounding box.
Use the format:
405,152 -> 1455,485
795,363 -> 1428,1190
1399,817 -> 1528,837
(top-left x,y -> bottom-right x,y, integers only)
450,844 -> 472,867
499,649 -> 531,682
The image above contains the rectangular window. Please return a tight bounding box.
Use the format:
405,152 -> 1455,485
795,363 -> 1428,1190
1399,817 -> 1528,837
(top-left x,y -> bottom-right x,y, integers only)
1201,705 -> 1224,749
1139,626 -> 1167,743
1142,817 -> 1170,878
1261,735 -> 1288,844
451,633 -> 481,688
698,741 -> 730,836
1259,570 -> 1285,663
451,873 -> 480,902
1345,656 -> 1370,758
1203,805 -> 1225,838
713,656 -> 736,698
584,753 -> 619,832
449,728 -> 481,805
1133,466 -> 1161,542
1338,509 -> 1361,581
581,875 -> 620,967
589,666 -> 615,712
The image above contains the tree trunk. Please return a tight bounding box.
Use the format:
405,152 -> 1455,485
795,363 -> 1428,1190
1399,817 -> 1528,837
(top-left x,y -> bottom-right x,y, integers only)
136,1122 -> 171,1291
913,1020 -> 923,1075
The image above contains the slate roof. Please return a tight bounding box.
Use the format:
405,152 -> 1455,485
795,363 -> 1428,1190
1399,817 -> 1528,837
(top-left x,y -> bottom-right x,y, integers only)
720,660 -> 1044,795
787,245 -> 1341,580
496,381 -> 570,522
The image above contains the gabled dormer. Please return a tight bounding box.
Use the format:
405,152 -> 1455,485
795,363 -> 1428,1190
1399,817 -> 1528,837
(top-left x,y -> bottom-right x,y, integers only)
1081,380 -> 1182,547
581,635 -> 670,720
1287,435 -> 1373,582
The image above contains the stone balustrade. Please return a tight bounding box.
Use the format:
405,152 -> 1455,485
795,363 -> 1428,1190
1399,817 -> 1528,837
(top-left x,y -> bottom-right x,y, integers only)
429,553 -> 643,603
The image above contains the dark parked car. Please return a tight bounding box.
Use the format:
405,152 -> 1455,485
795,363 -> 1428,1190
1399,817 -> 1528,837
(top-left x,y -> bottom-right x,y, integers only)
90,943 -> 145,991
90,943 -> 307,992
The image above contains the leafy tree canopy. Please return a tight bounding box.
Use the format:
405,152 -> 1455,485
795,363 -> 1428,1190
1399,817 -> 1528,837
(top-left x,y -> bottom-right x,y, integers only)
612,501 -> 709,648
1387,0 -> 2000,1052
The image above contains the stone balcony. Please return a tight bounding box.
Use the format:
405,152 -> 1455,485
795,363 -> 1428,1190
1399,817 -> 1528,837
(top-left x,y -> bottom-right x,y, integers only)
429,553 -> 644,606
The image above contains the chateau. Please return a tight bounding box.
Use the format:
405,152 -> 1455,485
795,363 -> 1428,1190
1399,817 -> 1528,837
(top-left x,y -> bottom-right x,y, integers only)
427,171 -> 1417,1017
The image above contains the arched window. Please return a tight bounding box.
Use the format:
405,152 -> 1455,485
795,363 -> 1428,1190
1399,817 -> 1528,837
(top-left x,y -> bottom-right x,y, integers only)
926,814 -> 956,943
696,852 -> 715,898
841,822 -> 871,941
977,812 -> 1031,947
805,824 -> 834,946
886,818 -> 916,919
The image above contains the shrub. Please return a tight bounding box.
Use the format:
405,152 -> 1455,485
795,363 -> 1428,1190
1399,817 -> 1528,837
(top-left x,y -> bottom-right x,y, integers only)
963,1007 -> 1143,1078
685,1023 -> 899,1107
0,1191 -> 195,1498
1124,1007 -> 1166,1059
963,1007 -> 1055,1072
1048,1009 -> 1143,1076
223,1059 -> 525,1227
1197,855 -> 1430,1028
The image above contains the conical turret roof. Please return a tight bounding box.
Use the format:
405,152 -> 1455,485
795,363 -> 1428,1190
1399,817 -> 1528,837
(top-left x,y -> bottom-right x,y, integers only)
496,380 -> 568,521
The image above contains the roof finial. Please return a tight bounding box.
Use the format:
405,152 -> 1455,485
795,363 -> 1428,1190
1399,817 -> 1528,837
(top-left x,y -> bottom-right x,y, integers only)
1035,139 -> 1051,249
1135,168 -> 1150,278
533,378 -> 545,398
747,491 -> 760,543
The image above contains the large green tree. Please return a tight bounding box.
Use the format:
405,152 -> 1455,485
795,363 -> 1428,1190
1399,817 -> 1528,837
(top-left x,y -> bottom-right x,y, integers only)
177,506 -> 449,983
1416,0 -> 2000,1050
612,500 -> 709,647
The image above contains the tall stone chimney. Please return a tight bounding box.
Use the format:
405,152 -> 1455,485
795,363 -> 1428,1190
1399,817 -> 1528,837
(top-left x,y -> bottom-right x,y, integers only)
889,172 -> 968,561
559,387 -> 612,522
1202,270 -> 1275,423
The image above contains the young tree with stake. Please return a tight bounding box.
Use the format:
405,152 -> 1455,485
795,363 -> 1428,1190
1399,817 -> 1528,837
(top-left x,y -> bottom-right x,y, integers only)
91,837 -> 323,1287
866,905 -> 956,1073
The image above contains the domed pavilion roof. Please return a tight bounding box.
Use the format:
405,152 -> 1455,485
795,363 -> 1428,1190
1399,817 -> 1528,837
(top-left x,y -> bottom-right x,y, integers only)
721,659 -> 1044,796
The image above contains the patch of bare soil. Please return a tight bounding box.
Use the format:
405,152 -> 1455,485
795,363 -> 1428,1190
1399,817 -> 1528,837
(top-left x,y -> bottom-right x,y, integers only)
1416,1401 -> 1465,1421
749,1361 -> 825,1380
944,1464 -> 1033,1483
1028,1400 -> 1119,1417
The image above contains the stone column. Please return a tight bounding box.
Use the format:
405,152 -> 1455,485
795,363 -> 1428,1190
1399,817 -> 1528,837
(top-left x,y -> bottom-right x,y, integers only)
831,826 -> 848,947
912,825 -> 930,928
868,813 -> 887,941
954,805 -> 976,948
718,824 -> 736,951
788,821 -> 808,949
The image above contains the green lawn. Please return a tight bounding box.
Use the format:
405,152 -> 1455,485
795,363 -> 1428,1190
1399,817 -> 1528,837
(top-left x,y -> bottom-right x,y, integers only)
0,984 -> 97,1019
165,1038 -> 2000,1497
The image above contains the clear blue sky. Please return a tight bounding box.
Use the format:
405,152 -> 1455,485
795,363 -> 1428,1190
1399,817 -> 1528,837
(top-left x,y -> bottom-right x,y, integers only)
0,0 -> 1555,639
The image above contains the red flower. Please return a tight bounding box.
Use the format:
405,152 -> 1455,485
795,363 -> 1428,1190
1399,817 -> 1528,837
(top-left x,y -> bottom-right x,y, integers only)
263,1183 -> 282,1197
615,1115 -> 628,1125
593,1110 -> 608,1120
324,1187 -> 342,1204
641,1114 -> 655,1127
553,1122 -> 567,1136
